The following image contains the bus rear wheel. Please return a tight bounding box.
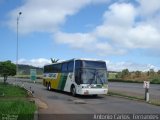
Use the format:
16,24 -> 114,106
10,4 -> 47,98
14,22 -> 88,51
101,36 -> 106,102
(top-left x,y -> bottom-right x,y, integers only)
47,83 -> 51,91
71,86 -> 76,97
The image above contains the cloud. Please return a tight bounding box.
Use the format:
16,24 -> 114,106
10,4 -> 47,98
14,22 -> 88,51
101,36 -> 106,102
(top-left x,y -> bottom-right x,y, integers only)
127,25 -> 160,49
94,2 -> 160,50
7,0 -> 160,57
106,60 -> 159,72
18,58 -> 51,67
54,2 -> 160,56
54,31 -> 126,56
7,0 -> 109,34
8,0 -> 91,33
137,0 -> 160,16
54,32 -> 96,49
102,3 -> 136,27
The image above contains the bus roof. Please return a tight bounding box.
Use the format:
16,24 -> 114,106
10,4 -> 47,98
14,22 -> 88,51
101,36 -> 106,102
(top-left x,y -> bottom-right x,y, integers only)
44,58 -> 106,66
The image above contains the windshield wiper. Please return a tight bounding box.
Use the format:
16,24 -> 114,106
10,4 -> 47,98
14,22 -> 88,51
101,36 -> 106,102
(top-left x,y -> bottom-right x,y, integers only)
89,70 -> 96,85
96,74 -> 104,84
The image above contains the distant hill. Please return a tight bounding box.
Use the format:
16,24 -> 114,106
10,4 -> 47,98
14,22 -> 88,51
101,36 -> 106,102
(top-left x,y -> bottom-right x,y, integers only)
18,64 -> 43,75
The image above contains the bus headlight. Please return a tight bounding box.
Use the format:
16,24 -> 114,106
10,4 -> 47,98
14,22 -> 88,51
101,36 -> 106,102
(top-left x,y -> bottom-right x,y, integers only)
82,85 -> 90,88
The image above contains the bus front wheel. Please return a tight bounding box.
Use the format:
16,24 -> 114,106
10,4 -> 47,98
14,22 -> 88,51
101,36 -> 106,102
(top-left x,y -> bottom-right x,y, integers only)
71,86 -> 76,97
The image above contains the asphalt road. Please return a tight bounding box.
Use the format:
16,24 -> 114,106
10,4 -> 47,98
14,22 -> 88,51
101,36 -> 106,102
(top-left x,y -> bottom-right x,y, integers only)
6,79 -> 160,120
109,82 -> 160,99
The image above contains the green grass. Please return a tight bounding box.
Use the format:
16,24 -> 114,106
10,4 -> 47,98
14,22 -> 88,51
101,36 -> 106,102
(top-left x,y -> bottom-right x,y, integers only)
108,73 -> 117,79
0,83 -> 36,120
108,91 -> 144,100
0,100 -> 34,114
108,78 -> 143,83
0,83 -> 27,97
150,77 -> 160,84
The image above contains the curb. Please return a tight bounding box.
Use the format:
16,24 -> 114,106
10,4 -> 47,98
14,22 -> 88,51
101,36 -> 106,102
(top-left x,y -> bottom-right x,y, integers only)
22,86 -> 39,120
34,110 -> 38,120
23,86 -> 34,95
107,92 -> 160,106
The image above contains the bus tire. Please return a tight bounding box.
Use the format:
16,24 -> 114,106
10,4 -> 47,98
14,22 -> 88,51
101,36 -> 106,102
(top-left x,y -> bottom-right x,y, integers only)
46,83 -> 48,90
47,83 -> 51,91
71,86 -> 76,97
92,94 -> 98,97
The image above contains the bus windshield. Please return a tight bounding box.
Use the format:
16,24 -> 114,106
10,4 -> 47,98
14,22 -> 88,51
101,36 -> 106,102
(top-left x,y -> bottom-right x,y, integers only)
82,61 -> 106,69
81,68 -> 107,84
75,60 -> 108,85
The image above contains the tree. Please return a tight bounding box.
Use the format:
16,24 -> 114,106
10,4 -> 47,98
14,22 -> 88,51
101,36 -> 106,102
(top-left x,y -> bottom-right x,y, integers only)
0,61 -> 16,83
149,69 -> 155,76
115,72 -> 122,78
121,69 -> 130,78
135,71 -> 141,77
157,70 -> 160,75
50,58 -> 59,63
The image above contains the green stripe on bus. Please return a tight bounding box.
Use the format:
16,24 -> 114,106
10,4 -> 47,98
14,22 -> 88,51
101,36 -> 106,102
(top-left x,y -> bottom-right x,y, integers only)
58,73 -> 68,90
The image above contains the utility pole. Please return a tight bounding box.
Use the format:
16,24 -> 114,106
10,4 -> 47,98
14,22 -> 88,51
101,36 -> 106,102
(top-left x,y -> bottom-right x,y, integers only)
16,12 -> 22,80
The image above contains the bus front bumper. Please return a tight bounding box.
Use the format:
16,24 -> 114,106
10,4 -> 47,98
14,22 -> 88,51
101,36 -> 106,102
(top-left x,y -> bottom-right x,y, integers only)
77,88 -> 108,95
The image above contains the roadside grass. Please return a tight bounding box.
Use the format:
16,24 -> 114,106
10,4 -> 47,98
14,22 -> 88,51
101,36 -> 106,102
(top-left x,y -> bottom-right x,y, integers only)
0,100 -> 36,120
108,91 -> 160,106
108,73 -> 160,84
108,79 -> 142,83
0,83 -> 27,97
149,99 -> 160,106
150,76 -> 160,84
108,73 -> 117,79
108,91 -> 144,100
0,82 -> 36,120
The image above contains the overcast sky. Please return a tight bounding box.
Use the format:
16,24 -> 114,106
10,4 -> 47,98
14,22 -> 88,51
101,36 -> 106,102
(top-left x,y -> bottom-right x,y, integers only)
0,0 -> 160,71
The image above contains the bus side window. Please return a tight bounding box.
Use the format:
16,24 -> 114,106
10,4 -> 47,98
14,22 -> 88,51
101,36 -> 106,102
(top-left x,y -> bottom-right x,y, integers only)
75,60 -> 82,69
44,66 -> 47,73
68,61 -> 74,72
45,65 -> 52,73
75,60 -> 82,85
53,64 -> 61,73
57,64 -> 62,72
62,63 -> 68,72
75,69 -> 81,85
52,64 -> 56,73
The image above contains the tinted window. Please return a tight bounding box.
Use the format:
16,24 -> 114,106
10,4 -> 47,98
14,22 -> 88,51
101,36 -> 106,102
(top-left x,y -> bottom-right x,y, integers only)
44,64 -> 62,73
44,65 -> 50,73
53,64 -> 61,72
44,66 -> 48,73
75,60 -> 82,69
75,69 -> 82,85
82,61 -> 106,69
68,61 -> 74,72
62,63 -> 68,72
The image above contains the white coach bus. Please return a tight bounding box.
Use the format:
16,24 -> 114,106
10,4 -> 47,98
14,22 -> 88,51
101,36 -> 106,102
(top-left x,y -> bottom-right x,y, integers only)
43,58 -> 108,96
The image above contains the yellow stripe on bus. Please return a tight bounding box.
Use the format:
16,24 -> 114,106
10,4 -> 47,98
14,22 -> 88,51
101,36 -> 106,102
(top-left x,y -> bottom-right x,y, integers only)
51,73 -> 61,89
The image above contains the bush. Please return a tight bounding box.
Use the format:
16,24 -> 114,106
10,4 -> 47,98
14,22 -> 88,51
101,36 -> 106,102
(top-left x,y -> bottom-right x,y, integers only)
150,77 -> 160,84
